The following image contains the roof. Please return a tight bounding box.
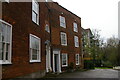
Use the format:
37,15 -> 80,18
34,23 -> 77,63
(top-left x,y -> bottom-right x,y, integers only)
53,2 -> 81,19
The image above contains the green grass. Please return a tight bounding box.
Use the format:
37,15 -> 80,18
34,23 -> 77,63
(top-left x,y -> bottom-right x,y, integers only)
95,67 -> 113,69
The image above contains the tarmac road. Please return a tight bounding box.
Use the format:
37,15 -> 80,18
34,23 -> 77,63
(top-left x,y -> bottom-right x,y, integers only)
57,69 -> 119,78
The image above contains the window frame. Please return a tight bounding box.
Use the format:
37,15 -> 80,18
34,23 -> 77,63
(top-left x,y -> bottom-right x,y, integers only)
73,22 -> 78,32
32,0 -> 39,25
74,36 -> 79,47
76,54 -> 80,65
0,19 -> 12,64
45,24 -> 50,33
61,53 -> 68,67
59,16 -> 66,28
60,32 -> 67,46
29,34 -> 41,63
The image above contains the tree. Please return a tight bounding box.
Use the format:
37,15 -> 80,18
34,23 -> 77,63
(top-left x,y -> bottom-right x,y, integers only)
100,36 -> 119,67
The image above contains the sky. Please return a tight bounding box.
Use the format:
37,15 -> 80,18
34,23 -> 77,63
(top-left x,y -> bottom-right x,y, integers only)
53,0 -> 119,40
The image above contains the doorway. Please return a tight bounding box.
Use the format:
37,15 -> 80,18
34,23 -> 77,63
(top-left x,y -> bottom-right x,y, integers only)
53,50 -> 61,73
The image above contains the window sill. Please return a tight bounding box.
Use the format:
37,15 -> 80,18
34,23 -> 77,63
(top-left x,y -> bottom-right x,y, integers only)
0,61 -> 12,65
75,46 -> 79,48
62,65 -> 68,67
76,64 -> 80,65
32,20 -> 39,26
30,60 -> 41,63
61,44 -> 67,46
60,26 -> 66,28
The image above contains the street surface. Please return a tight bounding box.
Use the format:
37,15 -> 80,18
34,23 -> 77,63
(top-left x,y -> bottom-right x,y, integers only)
57,69 -> 119,78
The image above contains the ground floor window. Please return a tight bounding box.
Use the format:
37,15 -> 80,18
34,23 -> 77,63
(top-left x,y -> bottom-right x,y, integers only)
76,54 -> 80,65
62,53 -> 68,67
29,34 -> 41,62
0,19 -> 12,64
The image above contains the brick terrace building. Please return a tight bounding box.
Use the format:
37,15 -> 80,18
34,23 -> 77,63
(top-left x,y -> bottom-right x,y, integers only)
0,1 -> 83,79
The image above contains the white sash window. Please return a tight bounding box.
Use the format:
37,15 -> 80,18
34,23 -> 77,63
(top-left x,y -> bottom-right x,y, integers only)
0,19 -> 12,64
30,34 -> 41,62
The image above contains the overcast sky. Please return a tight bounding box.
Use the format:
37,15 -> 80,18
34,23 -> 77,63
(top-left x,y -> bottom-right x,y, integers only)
53,0 -> 119,40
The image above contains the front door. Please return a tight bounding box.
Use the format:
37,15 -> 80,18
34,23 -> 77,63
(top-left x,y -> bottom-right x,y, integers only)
53,50 -> 61,73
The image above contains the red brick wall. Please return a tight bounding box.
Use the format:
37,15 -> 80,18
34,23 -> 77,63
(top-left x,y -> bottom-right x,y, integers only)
47,2 -> 82,69
2,2 -> 50,79
1,2 -> 83,79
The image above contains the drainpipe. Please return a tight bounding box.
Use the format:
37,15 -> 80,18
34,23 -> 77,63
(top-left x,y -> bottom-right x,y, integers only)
45,2 -> 53,72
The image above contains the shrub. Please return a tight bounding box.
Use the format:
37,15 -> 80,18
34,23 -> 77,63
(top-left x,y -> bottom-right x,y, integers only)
84,60 -> 95,69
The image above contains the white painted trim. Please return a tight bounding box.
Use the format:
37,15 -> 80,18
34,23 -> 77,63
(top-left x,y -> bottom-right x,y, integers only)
32,0 -> 39,25
0,61 -> 12,64
46,45 -> 51,72
0,19 -> 12,27
29,34 -> 41,63
73,22 -> 78,32
0,19 -> 12,64
74,36 -> 79,47
76,54 -> 80,65
61,53 -> 68,67
53,50 -> 61,73
30,60 -> 41,63
59,16 -> 66,28
61,32 -> 67,46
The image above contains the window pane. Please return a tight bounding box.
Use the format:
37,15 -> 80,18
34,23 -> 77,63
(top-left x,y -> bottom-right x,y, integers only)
6,25 -> 11,42
6,43 -> 9,60
61,33 -> 67,45
0,43 -> 4,60
0,42 -> 3,60
74,23 -> 78,32
62,54 -> 67,66
32,12 -> 37,23
0,33 -> 2,42
30,34 -> 40,61
76,54 -> 79,65
0,22 -> 2,42
45,24 -> 50,33
32,49 -> 38,60
0,20 -> 12,63
33,0 -> 38,14
60,16 -> 66,28
2,24 -> 6,42
34,41 -> 39,50
31,36 -> 39,50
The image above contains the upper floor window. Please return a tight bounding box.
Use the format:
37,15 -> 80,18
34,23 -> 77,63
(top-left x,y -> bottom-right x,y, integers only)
45,24 -> 50,33
75,54 -> 80,65
0,19 -> 12,64
32,0 -> 39,25
29,34 -> 41,62
59,16 -> 66,28
73,22 -> 78,32
74,36 -> 79,47
62,53 -> 68,67
61,32 -> 67,46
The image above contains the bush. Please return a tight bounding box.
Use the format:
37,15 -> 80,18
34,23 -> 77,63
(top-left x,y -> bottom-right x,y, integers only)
84,60 -> 95,69
68,62 -> 74,69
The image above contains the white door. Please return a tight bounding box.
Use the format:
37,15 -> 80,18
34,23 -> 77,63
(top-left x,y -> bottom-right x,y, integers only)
53,50 -> 61,73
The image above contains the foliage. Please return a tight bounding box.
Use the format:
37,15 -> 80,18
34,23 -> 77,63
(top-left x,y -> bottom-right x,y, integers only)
99,36 -> 119,66
68,62 -> 74,69
84,60 -> 95,69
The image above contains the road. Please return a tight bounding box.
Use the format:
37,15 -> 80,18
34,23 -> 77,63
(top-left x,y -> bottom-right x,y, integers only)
56,69 -> 119,78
